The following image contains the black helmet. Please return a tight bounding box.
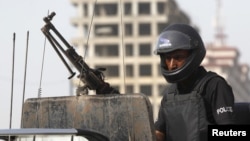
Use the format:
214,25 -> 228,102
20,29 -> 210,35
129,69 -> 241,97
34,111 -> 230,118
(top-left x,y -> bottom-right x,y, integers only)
154,24 -> 206,83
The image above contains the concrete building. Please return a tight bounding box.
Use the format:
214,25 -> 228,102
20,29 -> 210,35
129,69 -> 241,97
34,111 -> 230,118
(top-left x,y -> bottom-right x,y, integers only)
69,0 -> 250,119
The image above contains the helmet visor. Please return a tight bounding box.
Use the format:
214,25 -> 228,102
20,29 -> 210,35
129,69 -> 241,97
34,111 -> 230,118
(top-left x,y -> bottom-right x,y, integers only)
154,31 -> 191,54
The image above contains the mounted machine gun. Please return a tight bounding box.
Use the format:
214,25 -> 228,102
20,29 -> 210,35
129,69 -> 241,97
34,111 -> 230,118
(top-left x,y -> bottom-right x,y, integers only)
41,12 -> 120,95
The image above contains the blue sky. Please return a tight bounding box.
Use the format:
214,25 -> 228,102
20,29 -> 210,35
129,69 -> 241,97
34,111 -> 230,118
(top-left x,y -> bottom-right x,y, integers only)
0,0 -> 249,129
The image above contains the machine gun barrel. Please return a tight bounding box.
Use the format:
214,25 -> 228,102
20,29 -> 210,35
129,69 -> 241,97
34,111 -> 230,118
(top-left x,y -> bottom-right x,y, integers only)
41,12 -> 120,95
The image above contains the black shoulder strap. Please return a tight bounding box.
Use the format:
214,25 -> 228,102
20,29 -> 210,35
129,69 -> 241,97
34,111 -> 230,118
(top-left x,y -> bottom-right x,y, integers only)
193,71 -> 218,93
165,71 -> 219,95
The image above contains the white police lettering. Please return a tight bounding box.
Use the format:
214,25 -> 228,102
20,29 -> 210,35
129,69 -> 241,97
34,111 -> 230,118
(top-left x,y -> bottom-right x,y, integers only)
159,38 -> 172,48
216,106 -> 233,115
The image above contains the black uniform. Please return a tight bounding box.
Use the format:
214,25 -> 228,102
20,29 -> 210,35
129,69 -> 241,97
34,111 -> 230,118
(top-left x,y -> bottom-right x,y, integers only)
155,66 -> 236,141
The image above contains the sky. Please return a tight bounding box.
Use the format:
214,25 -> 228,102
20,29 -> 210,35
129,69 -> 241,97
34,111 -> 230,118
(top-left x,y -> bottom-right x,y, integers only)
0,0 -> 250,129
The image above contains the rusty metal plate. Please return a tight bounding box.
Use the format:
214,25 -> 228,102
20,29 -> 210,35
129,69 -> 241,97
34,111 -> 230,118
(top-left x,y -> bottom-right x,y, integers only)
22,94 -> 156,141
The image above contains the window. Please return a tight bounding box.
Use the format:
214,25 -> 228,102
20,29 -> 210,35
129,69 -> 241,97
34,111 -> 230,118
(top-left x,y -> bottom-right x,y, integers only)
126,85 -> 134,93
157,63 -> 162,76
83,24 -> 89,36
157,2 -> 165,14
95,3 -> 118,16
138,3 -> 150,15
95,65 -> 119,77
139,43 -> 151,56
83,3 -> 88,16
126,64 -> 134,77
157,23 -> 169,34
125,44 -> 133,56
124,3 -> 132,15
95,4 -> 102,16
95,24 -> 118,36
139,23 -> 151,35
125,23 -> 133,36
140,85 -> 152,96
95,44 -> 119,57
139,64 -> 152,76
104,4 -> 118,15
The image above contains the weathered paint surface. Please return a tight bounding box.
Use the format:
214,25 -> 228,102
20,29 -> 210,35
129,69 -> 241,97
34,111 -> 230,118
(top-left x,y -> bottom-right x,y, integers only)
22,94 -> 156,141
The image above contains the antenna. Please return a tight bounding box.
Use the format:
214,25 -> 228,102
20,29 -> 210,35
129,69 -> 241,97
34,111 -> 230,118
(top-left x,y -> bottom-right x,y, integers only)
9,33 -> 16,129
20,31 -> 30,127
214,0 -> 227,46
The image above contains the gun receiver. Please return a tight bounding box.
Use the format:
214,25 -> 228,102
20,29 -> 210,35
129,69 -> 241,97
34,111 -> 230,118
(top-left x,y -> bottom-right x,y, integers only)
41,12 -> 120,95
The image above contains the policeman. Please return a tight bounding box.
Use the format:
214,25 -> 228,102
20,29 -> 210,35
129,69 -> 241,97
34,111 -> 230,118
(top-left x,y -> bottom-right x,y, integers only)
154,24 -> 236,141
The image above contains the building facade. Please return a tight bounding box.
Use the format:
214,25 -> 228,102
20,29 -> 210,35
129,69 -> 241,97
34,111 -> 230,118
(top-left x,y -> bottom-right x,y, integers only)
69,0 -> 250,120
